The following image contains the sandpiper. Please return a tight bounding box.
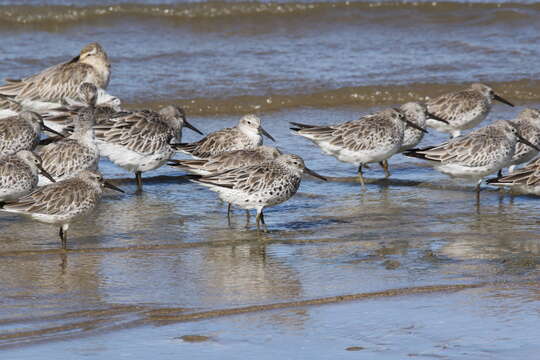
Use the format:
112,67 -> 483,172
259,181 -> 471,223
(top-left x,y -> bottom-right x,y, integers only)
0,170 -> 123,249
95,106 -> 203,192
507,108 -> 540,173
0,43 -> 112,112
0,111 -> 64,157
290,108 -> 427,188
404,120 -> 540,194
426,83 -> 514,138
173,114 -> 275,159
0,151 -> 55,201
170,146 -> 282,221
189,154 -> 326,232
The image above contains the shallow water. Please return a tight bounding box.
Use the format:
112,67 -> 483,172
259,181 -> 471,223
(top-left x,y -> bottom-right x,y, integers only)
0,0 -> 539,358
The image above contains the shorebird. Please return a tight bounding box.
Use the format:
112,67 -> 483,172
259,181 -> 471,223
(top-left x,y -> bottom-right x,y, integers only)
0,111 -> 64,157
404,120 -> 540,194
0,42 -> 112,112
189,154 -> 326,232
426,83 -> 514,138
399,102 -> 449,152
42,82 -> 122,135
95,106 -> 203,192
290,108 -> 427,188
170,145 -> 282,222
169,146 -> 282,176
0,151 -> 55,201
487,157 -> 540,195
173,114 -> 275,159
37,102 -> 99,185
507,108 -> 540,173
0,170 -> 123,249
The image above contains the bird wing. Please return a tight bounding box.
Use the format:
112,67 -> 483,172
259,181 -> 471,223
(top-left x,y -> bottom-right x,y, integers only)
415,132 -> 505,167
0,61 -> 98,103
0,158 -> 30,187
426,90 -> 484,123
195,162 -> 283,194
334,116 -> 399,151
2,180 -> 90,215
95,111 -> 174,154
174,127 -> 240,158
0,94 -> 23,112
489,159 -> 540,186
212,150 -> 268,171
0,119 -> 36,154
39,139 -> 97,178
295,114 -> 396,152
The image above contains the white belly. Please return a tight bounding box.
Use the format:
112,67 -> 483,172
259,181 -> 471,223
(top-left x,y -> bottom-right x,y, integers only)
317,141 -> 400,165
98,141 -> 172,173
435,162 -> 501,179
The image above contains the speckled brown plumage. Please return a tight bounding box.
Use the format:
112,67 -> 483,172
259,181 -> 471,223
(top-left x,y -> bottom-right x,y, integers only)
0,43 -> 110,105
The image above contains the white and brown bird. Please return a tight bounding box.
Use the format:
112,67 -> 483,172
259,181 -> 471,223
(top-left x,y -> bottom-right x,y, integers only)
173,114 -> 275,159
425,83 -> 514,138
0,111 -> 64,157
0,42 -> 112,112
0,170 -> 123,249
404,120 -> 540,194
290,108 -> 428,188
0,151 -> 55,202
95,106 -> 203,192
189,154 -> 326,232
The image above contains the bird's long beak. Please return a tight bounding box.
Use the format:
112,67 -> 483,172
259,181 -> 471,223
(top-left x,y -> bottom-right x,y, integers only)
399,117 -> 429,133
103,181 -> 125,193
494,94 -> 514,107
42,124 -> 65,138
517,134 -> 540,152
168,159 -> 182,166
183,118 -> 204,135
426,112 -> 449,124
260,127 -> 275,142
37,165 -> 56,183
304,167 -> 327,181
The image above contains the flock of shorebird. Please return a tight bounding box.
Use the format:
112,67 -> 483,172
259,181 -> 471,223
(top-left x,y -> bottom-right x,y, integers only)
1,42 -> 540,248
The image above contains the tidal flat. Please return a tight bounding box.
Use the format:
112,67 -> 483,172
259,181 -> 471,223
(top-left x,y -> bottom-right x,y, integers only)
1,0 -> 539,357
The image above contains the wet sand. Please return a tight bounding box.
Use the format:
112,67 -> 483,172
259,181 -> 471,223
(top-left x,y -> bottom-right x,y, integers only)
1,105 -> 539,358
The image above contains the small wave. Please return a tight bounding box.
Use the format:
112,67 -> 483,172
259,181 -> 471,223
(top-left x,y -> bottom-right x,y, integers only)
129,79 -> 540,116
0,1 -> 539,25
